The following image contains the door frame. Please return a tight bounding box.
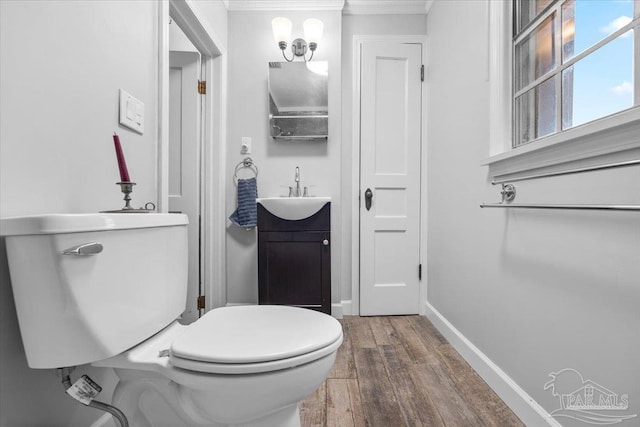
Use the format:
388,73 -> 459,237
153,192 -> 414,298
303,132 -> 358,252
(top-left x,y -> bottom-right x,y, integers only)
158,1 -> 227,310
350,35 -> 428,316
168,50 -> 202,322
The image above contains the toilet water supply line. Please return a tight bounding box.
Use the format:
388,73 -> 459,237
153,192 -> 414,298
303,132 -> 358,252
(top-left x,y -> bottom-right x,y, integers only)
58,367 -> 129,427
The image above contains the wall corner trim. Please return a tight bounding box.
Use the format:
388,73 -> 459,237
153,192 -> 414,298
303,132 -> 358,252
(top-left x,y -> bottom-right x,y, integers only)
425,302 -> 561,427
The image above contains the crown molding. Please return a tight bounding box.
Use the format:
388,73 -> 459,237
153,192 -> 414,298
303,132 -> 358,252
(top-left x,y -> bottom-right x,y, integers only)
343,0 -> 429,15
224,0 -> 430,14
226,0 -> 345,11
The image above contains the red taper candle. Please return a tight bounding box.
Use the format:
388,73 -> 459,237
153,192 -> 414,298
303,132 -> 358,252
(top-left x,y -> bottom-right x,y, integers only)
112,132 -> 130,182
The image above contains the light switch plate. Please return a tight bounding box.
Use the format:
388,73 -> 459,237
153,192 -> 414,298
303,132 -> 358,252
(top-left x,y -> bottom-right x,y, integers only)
119,89 -> 144,134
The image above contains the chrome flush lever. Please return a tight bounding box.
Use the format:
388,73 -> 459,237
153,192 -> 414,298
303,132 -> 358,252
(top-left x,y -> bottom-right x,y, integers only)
63,242 -> 103,256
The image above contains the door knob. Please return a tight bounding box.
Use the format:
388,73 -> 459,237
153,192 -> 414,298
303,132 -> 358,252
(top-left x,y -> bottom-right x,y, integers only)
323,239 -> 329,246
364,188 -> 373,211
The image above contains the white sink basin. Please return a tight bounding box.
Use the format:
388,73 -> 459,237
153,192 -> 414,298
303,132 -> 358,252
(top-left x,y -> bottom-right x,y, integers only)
257,197 -> 331,221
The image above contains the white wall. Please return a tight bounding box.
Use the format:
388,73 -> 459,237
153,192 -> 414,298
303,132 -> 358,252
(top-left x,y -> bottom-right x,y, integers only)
340,14 -> 427,306
0,2 -> 159,216
225,10 -> 342,306
224,12 -> 427,311
426,0 -> 640,423
0,1 -> 159,425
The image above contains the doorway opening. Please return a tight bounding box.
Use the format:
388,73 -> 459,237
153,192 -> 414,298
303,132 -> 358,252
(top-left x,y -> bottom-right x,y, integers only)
168,19 -> 203,323
159,1 -> 227,320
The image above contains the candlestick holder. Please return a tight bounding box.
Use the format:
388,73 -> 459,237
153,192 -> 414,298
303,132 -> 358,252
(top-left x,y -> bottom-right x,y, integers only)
101,182 -> 153,213
118,181 -> 136,210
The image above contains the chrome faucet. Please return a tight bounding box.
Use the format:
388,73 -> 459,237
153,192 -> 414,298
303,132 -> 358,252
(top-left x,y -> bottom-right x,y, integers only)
289,166 -> 307,197
294,167 -> 301,197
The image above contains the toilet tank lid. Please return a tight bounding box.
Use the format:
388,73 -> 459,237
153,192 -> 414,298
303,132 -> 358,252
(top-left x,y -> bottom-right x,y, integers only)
0,213 -> 188,236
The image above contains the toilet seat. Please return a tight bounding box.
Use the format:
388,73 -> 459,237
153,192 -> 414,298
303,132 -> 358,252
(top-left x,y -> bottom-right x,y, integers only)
169,305 -> 343,374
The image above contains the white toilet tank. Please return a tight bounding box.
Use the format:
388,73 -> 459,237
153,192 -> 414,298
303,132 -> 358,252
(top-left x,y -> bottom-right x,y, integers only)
1,214 -> 188,369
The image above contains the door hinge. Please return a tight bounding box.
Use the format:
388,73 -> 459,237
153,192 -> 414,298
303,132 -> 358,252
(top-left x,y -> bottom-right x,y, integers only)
198,80 -> 206,95
419,264 -> 422,280
420,65 -> 424,82
197,295 -> 205,310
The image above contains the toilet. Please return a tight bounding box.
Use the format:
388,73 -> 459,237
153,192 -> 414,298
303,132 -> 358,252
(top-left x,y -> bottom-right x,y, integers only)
1,213 -> 343,427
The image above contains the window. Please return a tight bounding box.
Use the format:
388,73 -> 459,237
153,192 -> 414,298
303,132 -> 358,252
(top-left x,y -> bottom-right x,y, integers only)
487,0 -> 640,172
513,0 -> 639,147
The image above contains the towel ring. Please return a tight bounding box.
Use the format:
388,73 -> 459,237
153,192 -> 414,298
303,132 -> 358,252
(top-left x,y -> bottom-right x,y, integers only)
233,157 -> 258,186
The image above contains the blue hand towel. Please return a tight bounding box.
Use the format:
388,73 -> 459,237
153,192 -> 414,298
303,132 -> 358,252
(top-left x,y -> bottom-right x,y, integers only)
229,177 -> 258,228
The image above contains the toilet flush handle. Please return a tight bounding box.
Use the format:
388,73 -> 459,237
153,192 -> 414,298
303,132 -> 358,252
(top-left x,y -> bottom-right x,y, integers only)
63,242 -> 103,256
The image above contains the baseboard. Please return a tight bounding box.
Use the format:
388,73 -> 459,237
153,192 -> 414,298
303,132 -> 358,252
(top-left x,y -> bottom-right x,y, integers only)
425,302 -> 560,427
331,300 -> 354,319
339,300 -> 352,316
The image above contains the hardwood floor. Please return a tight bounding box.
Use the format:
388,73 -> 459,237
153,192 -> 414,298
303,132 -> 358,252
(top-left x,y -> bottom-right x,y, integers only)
299,316 -> 524,427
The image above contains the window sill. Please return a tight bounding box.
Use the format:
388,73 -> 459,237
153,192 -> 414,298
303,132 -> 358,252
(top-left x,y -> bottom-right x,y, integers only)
483,108 -> 640,178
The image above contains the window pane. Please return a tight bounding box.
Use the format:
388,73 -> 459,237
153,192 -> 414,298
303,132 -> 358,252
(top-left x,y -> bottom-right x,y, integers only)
516,0 -> 555,34
562,32 -> 634,130
515,13 -> 557,92
515,76 -> 558,147
562,0 -> 634,63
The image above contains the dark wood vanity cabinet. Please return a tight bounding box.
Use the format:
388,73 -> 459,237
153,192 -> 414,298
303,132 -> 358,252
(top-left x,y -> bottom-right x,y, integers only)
257,203 -> 331,314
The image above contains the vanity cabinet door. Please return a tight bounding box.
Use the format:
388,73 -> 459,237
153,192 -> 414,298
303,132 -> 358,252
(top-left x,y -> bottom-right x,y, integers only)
258,231 -> 331,314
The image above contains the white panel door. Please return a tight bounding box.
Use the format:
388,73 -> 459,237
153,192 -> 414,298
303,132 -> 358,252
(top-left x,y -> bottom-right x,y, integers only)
360,42 -> 422,316
169,51 -> 201,323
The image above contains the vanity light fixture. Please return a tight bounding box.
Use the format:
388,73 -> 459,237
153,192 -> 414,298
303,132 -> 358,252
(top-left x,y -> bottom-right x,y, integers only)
271,17 -> 324,62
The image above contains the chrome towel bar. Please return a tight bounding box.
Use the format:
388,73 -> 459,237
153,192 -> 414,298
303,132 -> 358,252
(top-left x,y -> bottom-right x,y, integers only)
480,203 -> 640,212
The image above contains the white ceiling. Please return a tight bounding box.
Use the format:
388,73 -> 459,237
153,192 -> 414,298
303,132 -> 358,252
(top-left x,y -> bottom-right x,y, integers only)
223,0 -> 433,15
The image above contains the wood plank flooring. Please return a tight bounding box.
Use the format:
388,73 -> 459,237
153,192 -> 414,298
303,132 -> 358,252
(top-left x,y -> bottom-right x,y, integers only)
299,316 -> 524,427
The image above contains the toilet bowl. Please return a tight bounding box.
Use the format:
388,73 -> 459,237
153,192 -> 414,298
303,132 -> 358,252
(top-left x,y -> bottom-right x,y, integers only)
95,305 -> 343,427
0,214 -> 342,427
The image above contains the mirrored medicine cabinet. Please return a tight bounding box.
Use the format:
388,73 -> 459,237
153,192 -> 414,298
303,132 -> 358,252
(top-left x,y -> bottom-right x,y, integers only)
268,61 -> 328,140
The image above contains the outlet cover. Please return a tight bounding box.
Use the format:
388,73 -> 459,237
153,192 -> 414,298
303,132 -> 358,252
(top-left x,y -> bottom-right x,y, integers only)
241,137 -> 252,154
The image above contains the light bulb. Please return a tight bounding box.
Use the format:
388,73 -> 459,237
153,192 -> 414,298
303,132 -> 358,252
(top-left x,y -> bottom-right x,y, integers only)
272,17 -> 292,45
303,19 -> 323,46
